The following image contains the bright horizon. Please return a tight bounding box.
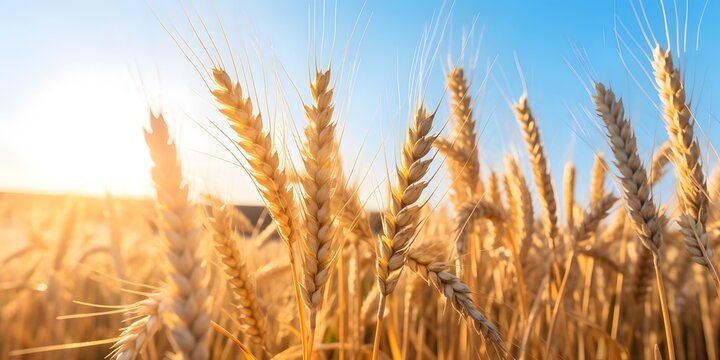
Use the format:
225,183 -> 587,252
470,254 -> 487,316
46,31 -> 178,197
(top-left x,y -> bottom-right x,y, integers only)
1,1 -> 718,207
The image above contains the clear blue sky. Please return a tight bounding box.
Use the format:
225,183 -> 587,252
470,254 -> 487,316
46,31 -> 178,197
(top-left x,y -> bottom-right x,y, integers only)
0,1 -> 718,207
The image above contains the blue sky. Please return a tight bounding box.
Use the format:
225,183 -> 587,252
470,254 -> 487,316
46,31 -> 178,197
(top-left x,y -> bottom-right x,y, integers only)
0,1 -> 718,207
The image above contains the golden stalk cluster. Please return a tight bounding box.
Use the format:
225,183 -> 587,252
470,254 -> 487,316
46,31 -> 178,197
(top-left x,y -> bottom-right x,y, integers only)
4,40 -> 720,360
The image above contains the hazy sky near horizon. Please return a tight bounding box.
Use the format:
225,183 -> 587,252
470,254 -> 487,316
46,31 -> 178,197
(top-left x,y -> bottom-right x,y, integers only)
0,1 -> 718,207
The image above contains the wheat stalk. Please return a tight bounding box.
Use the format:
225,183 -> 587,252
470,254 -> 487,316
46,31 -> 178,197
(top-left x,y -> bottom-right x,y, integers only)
573,194 -> 618,243
590,154 -> 608,205
372,106 -> 436,359
454,200 -> 504,256
210,67 -> 308,355
564,163 -> 576,231
405,249 -> 504,352
443,67 -> 482,206
505,157 -> 535,260
513,95 -> 559,247
648,142 -> 673,186
299,69 -> 339,333
110,293 -> 165,360
652,46 -> 718,286
144,112 -> 210,360
206,201 -> 267,348
592,83 -> 675,359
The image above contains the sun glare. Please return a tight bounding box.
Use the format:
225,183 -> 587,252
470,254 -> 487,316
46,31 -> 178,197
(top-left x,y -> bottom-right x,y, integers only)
8,67 -> 154,196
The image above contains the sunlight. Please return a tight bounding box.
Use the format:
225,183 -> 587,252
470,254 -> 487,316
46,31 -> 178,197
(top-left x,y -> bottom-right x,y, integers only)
6,67 -> 153,196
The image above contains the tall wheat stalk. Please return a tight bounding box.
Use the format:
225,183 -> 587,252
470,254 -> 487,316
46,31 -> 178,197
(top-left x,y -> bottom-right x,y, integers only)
299,68 -> 339,355
372,106 -> 436,360
207,201 -> 268,350
564,163 -> 576,231
144,112 -> 210,359
592,83 -> 674,360
210,68 -> 308,358
110,293 -> 165,360
651,46 -> 720,291
435,67 -> 482,208
513,95 -> 559,256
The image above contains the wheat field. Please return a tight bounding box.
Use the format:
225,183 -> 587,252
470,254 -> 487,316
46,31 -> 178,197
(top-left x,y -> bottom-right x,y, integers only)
2,2 -> 720,360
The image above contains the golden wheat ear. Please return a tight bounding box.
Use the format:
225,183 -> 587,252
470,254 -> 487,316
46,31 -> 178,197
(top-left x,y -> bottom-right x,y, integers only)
144,111 -> 210,360
209,67 -> 309,355
436,67 -> 482,208
110,293 -> 166,360
592,83 -> 663,299
405,248 -> 505,351
210,68 -> 302,249
372,106 -> 437,360
651,46 -> 720,290
512,95 -> 559,249
592,82 -> 675,356
206,200 -> 268,350
298,68 -> 339,331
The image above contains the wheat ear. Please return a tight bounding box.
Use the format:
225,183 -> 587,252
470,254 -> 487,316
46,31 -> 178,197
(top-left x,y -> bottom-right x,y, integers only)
454,200 -> 504,256
513,95 -> 559,246
592,83 -> 675,358
299,69 -> 339,332
405,249 -> 505,351
434,137 -> 468,164
211,68 -> 301,248
111,293 -> 165,360
652,46 -> 717,281
648,142 -> 673,186
144,112 -> 210,359
564,163 -> 576,231
372,106 -> 436,360
590,153 -> 608,205
210,67 -> 308,354
375,106 -> 436,295
207,201 -> 267,348
505,156 -> 535,260
336,180 -> 374,244
442,67 -> 482,206
573,194 -> 618,242
592,83 -> 664,284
